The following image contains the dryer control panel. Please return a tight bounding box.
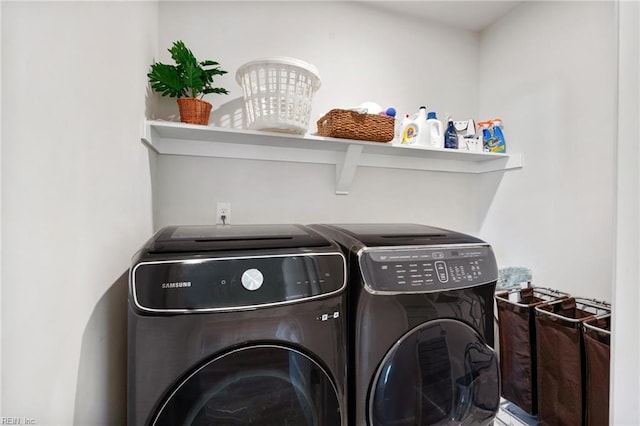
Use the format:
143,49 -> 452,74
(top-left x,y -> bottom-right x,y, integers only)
358,245 -> 498,293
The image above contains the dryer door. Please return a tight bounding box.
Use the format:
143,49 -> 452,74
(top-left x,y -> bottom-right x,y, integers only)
369,319 -> 499,426
152,345 -> 342,426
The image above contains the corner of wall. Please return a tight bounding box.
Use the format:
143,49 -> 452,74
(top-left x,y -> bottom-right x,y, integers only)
0,0 -> 4,415
611,1 -> 640,424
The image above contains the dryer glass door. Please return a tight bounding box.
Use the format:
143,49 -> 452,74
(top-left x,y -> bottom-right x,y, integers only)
369,319 -> 499,426
152,345 -> 342,426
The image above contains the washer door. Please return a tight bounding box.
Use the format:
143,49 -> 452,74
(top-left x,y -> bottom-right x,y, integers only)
369,319 -> 499,426
152,345 -> 342,426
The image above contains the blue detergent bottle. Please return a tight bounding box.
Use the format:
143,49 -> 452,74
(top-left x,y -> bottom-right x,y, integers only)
444,114 -> 458,149
479,121 -> 494,152
490,118 -> 506,153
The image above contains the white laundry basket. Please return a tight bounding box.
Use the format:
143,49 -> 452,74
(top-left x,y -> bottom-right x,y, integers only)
236,57 -> 321,134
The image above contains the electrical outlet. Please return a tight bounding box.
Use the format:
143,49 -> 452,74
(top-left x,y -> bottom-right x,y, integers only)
216,202 -> 231,225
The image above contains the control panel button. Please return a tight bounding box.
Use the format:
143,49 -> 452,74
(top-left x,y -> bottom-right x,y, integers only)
241,268 -> 264,291
435,261 -> 449,283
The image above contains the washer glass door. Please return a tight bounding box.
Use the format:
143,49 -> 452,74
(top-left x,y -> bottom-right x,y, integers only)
152,345 -> 341,426
369,319 -> 499,426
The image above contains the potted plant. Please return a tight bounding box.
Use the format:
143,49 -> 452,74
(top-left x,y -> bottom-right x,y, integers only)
148,40 -> 229,125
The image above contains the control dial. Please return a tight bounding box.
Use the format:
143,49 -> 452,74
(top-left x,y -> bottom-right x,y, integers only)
241,268 -> 264,291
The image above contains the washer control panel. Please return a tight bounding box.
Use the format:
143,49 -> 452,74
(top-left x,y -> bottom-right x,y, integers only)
132,253 -> 345,312
359,245 -> 497,293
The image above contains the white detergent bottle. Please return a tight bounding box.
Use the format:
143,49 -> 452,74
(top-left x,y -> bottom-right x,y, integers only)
399,106 -> 428,145
426,111 -> 444,148
395,113 -> 410,143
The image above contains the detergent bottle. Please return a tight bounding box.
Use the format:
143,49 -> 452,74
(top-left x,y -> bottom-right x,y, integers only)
425,112 -> 444,148
399,106 -> 428,145
444,114 -> 458,149
489,118 -> 506,153
478,121 -> 494,152
395,113 -> 411,142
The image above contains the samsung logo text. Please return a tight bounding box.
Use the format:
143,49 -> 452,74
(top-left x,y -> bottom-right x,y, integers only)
161,281 -> 192,289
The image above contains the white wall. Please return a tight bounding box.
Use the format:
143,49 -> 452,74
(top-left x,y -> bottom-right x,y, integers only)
0,0 -> 3,414
612,1 -> 640,423
477,1 -> 616,301
152,1 -> 492,235
0,0 -> 627,424
1,2 -> 157,424
155,2 -> 480,129
153,1 -> 617,301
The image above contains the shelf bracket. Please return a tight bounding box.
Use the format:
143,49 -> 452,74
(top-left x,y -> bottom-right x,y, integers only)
335,144 -> 363,195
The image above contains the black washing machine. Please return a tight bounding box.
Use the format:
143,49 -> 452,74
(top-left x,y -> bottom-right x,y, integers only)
310,223 -> 500,426
128,224 -> 347,426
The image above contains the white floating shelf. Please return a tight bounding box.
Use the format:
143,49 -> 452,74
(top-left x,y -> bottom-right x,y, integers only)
141,120 -> 523,195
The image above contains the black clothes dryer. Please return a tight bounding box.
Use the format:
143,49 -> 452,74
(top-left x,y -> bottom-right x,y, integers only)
128,224 -> 347,426
310,223 -> 500,426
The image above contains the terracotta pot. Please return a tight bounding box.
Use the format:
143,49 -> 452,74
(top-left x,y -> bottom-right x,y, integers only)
177,98 -> 212,125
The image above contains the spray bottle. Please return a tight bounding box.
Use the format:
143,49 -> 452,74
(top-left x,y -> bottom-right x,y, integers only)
478,121 -> 493,152
489,118 -> 506,153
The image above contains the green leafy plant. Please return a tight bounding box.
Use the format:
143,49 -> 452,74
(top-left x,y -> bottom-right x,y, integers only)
148,40 -> 229,99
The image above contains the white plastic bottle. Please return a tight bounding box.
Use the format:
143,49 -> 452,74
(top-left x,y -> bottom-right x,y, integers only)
425,111 -> 444,148
396,113 -> 410,141
399,106 -> 428,145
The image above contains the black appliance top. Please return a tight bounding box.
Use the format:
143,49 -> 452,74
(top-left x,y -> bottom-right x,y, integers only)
319,223 -> 485,248
131,224 -> 346,313
309,223 -> 497,293
146,224 -> 332,253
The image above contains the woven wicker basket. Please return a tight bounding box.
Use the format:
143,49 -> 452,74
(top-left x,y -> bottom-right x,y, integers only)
177,98 -> 212,125
317,109 -> 394,142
